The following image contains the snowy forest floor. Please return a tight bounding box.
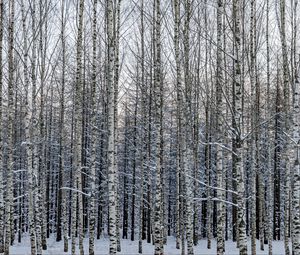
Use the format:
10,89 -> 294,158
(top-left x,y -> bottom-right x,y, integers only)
9,236 -> 289,254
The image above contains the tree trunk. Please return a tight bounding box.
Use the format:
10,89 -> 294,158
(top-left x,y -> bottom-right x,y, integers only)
153,0 -> 164,254
0,0 -> 3,252
233,0 -> 247,253
216,0 -> 225,253
71,0 -> 85,254
89,1 -> 98,254
107,0 -> 117,253
4,1 -> 15,254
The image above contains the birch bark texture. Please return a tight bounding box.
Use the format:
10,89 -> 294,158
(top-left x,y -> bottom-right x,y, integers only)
173,0 -> 182,250
292,70 -> 300,255
71,0 -> 84,254
216,0 -> 225,253
0,0 -> 3,252
89,0 -> 98,254
4,1 -> 15,253
153,0 -> 164,254
107,0 -> 118,253
233,0 -> 247,253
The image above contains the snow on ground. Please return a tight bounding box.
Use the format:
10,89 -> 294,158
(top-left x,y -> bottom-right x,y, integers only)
10,236 -> 288,254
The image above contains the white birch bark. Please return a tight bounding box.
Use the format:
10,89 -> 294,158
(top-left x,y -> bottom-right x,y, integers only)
113,1 -> 121,251
266,1 -> 273,253
59,0 -> 68,251
38,3 -> 47,249
107,0 -> 117,253
138,0 -> 146,253
216,0 -> 225,253
30,0 -> 42,253
292,73 -> 300,255
71,0 -> 85,254
249,0 -> 257,253
4,1 -> 15,254
21,1 -> 37,254
89,1 -> 98,254
153,0 -> 164,254
173,0 -> 182,250
0,0 -> 4,252
183,1 -> 194,254
233,0 -> 247,253
279,1 -> 291,253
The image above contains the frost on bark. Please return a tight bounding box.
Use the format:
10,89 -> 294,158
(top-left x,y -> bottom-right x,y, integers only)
107,0 -> 118,253
114,0 -> 121,251
71,0 -> 85,254
273,70 -> 282,242
153,0 -> 164,254
138,0 -> 146,253
21,0 -> 36,254
183,0 -> 194,254
203,0 -> 213,247
292,74 -> 300,255
4,1 -> 15,254
279,1 -> 291,254
56,0 -> 68,252
266,2 -> 273,253
56,0 -> 65,243
38,2 -> 48,250
173,0 -> 182,250
89,1 -> 98,255
0,0 -> 4,252
216,0 -> 225,253
233,0 -> 247,253
30,0 -> 43,253
249,0 -> 258,253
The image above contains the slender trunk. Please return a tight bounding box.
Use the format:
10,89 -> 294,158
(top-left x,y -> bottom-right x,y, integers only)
174,0 -> 182,250
107,0 -> 117,253
183,1 -> 194,254
4,1 -> 15,254
113,0 -> 121,251
131,101 -> 137,242
292,70 -> 300,255
233,0 -> 247,253
279,1 -> 291,254
58,0 -> 68,251
153,1 -> 164,254
0,0 -> 3,252
266,1 -> 273,254
138,0 -> 146,252
21,1 -> 36,253
122,107 -> 129,240
71,0 -> 85,254
89,1 -> 97,254
216,0 -> 225,253
249,0 -> 257,253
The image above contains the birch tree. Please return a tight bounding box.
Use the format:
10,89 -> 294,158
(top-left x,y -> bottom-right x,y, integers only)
266,1 -> 273,254
279,1 -> 291,254
138,0 -> 147,253
57,0 -> 68,251
174,0 -> 182,250
292,70 -> 300,255
4,1 -> 15,253
71,0 -> 85,254
183,1 -> 194,254
153,0 -> 164,254
89,0 -> 98,254
107,0 -> 118,253
216,0 -> 225,253
0,0 -> 4,252
233,0 -> 247,253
